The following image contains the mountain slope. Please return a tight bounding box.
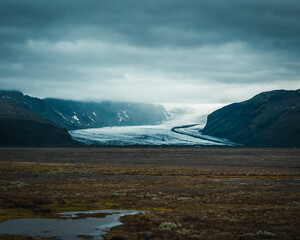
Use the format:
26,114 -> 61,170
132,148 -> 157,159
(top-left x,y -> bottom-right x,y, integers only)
202,89 -> 300,147
0,90 -> 73,129
0,98 -> 75,145
0,90 -> 170,130
44,99 -> 170,130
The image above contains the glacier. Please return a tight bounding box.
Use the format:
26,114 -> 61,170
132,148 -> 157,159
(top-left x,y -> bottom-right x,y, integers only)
69,104 -> 238,146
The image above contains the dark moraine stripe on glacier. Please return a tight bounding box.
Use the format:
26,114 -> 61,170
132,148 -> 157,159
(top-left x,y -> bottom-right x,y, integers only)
171,124 -> 239,146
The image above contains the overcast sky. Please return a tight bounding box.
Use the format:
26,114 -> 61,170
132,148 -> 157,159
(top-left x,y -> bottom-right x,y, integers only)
0,0 -> 299,104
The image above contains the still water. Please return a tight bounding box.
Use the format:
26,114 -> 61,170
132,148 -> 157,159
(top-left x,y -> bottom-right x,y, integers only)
0,209 -> 144,240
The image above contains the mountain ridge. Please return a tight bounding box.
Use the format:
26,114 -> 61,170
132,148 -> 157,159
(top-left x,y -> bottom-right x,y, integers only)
202,89 -> 300,147
0,90 -> 170,131
0,97 -> 76,146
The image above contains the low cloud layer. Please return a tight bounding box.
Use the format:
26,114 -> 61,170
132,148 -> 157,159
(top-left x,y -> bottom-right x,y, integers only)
0,0 -> 299,103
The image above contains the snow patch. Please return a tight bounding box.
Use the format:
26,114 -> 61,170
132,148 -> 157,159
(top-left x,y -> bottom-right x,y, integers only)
118,110 -> 130,122
55,110 -> 67,120
118,113 -> 125,122
123,110 -> 130,118
72,115 -> 80,122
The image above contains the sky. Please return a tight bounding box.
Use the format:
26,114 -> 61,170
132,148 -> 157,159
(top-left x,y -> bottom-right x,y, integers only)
0,0 -> 300,104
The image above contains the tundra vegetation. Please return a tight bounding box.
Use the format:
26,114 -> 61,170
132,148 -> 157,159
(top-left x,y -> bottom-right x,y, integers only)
0,147 -> 299,240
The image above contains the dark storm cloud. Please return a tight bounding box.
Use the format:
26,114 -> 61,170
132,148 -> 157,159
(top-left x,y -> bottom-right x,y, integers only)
0,0 -> 299,103
1,0 -> 300,49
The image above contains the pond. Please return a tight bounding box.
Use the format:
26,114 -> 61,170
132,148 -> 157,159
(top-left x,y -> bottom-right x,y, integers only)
0,209 -> 144,240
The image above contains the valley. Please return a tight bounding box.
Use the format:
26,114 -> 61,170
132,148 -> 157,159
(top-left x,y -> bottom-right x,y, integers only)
69,104 -> 234,146
70,123 -> 237,146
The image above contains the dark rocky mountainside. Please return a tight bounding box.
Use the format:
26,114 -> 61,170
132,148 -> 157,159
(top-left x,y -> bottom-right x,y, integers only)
202,89 -> 300,147
0,98 -> 75,145
0,90 -> 170,130
0,90 -> 73,129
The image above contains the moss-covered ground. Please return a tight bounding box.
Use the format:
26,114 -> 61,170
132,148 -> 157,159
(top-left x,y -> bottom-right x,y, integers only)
0,147 -> 299,240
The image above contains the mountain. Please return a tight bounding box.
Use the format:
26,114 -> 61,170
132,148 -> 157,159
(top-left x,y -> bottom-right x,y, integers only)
202,89 -> 300,147
44,99 -> 170,130
0,98 -> 75,146
0,90 -> 170,130
0,90 -> 74,129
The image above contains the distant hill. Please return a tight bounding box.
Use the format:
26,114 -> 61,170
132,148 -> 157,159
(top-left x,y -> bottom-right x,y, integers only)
0,90 -> 170,130
0,98 -> 75,146
202,89 -> 300,147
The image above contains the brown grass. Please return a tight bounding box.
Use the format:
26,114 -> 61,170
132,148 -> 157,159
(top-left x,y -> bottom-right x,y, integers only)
0,147 -> 299,240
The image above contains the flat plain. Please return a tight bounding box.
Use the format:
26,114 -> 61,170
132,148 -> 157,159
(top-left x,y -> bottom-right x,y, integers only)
0,147 -> 299,240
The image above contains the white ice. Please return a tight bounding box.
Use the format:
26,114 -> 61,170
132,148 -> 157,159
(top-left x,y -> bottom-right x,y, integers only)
70,103 -> 237,146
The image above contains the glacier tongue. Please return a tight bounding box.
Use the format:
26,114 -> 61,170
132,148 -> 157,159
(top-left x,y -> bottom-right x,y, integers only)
69,103 -> 237,146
